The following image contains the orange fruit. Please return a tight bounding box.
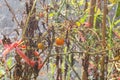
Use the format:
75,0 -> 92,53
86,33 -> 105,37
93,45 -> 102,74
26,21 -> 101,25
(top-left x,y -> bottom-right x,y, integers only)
39,12 -> 44,18
55,38 -> 64,46
21,45 -> 26,49
38,43 -> 44,49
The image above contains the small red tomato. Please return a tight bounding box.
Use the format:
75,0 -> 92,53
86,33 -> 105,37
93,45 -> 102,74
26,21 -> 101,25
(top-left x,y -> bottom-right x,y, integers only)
55,38 -> 64,46
84,22 -> 91,28
21,45 -> 26,49
39,12 -> 44,18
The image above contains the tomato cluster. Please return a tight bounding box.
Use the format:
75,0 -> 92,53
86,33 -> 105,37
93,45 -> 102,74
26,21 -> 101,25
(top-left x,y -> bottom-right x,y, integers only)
37,37 -> 64,49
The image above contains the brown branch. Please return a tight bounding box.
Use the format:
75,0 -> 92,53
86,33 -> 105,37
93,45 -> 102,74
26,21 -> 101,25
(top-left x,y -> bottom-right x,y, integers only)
102,0 -> 107,48
88,0 -> 96,28
84,0 -> 88,11
113,31 -> 120,39
97,0 -> 101,9
101,0 -> 107,80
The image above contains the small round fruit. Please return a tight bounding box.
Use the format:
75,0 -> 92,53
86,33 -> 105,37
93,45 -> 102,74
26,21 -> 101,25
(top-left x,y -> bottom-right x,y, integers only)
38,43 -> 44,49
39,12 -> 44,18
84,22 -> 91,28
21,45 -> 26,49
55,38 -> 64,46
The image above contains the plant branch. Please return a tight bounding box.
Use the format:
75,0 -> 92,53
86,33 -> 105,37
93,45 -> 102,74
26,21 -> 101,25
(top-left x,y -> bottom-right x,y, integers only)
4,0 -> 21,28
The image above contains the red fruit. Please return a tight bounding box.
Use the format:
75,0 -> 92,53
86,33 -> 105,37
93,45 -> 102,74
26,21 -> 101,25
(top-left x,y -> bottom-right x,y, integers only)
39,12 -> 44,18
84,22 -> 91,28
21,45 -> 26,49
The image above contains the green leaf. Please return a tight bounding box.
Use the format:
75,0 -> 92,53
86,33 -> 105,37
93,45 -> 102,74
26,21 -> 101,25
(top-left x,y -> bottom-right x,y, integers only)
114,19 -> 120,25
95,8 -> 101,15
75,21 -> 81,27
7,58 -> 13,68
79,14 -> 88,23
78,0 -> 84,6
109,0 -> 118,4
63,47 -> 67,53
71,0 -> 76,5
0,69 -> 5,76
49,12 -> 55,18
49,63 -> 56,74
116,2 -> 120,17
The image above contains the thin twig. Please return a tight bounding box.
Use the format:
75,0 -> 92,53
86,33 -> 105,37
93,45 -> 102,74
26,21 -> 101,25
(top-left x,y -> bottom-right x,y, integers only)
4,0 -> 21,28
66,56 -> 81,80
22,0 -> 37,39
0,64 -> 15,79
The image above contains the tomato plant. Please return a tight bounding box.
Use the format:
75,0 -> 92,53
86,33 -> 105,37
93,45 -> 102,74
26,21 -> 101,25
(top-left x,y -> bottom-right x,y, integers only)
0,0 -> 120,80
